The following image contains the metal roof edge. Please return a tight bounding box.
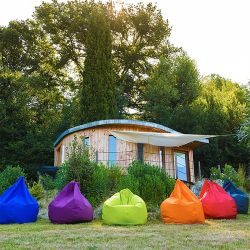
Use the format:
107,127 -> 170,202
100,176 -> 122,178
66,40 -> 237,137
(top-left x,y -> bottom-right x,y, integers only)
53,119 -> 209,147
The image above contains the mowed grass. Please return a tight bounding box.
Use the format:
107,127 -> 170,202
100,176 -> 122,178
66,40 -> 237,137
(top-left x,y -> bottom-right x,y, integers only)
0,214 -> 249,250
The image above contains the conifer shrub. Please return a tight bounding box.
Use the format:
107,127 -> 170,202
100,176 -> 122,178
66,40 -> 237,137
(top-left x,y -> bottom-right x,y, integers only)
127,161 -> 175,205
0,165 -> 25,194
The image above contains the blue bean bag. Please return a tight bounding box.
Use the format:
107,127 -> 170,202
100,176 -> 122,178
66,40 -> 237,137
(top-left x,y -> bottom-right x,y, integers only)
0,176 -> 39,224
223,179 -> 249,214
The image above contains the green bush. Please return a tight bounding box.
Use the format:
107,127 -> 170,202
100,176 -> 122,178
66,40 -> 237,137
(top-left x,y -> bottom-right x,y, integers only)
210,167 -> 222,180
237,164 -> 246,188
244,176 -> 250,192
210,164 -> 244,187
0,166 -> 25,194
55,138 -> 109,207
40,174 -> 56,190
128,161 -> 175,205
55,137 -> 95,192
54,140 -> 176,207
29,179 -> 45,200
115,175 -> 139,194
107,165 -> 123,192
223,164 -> 241,186
88,164 -> 109,207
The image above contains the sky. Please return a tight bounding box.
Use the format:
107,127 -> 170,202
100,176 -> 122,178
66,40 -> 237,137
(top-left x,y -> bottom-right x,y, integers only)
0,0 -> 249,85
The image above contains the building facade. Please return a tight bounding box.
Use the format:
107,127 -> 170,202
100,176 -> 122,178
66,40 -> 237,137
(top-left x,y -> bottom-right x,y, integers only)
54,120 -> 208,183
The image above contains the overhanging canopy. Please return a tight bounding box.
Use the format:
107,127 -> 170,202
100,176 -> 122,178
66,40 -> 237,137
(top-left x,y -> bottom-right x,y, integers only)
110,131 -> 216,147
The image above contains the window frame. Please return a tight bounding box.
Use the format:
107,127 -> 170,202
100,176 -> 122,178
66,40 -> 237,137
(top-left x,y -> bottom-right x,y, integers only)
173,150 -> 190,182
159,146 -> 166,170
137,143 -> 144,162
83,136 -> 90,147
108,135 -> 117,167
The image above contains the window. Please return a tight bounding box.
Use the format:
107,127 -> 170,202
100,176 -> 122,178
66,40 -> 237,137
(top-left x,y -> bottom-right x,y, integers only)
83,137 -> 90,147
174,151 -> 189,181
159,147 -> 165,170
137,143 -> 144,162
61,145 -> 65,164
108,135 -> 116,167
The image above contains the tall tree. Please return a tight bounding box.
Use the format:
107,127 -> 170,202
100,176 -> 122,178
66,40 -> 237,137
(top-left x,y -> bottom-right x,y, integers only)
79,7 -> 116,122
34,0 -> 172,116
142,52 -> 200,132
192,75 -> 249,176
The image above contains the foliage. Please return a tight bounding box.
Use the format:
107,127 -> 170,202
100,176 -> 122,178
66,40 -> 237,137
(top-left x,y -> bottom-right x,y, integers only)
40,174 -> 56,190
87,164 -> 109,207
128,161 -> 175,205
210,164 -> 245,187
54,139 -> 175,207
115,175 -> 139,195
79,6 -> 117,123
55,139 -> 108,207
142,52 -> 200,129
193,75 -> 249,176
237,164 -> 246,188
244,176 -> 250,192
0,1 -> 172,171
29,179 -> 45,200
107,165 -> 123,192
55,137 -> 95,191
210,167 -> 222,180
0,166 -> 25,194
1,0 -> 249,192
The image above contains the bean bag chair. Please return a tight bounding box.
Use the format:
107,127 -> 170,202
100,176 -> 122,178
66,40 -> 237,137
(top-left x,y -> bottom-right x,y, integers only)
160,179 -> 205,224
102,188 -> 147,225
0,176 -> 39,224
223,179 -> 249,214
199,180 -> 237,219
48,181 -> 93,224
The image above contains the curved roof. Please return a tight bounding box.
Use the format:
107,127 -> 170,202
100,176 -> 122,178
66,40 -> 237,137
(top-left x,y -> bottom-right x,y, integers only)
54,119 -> 208,147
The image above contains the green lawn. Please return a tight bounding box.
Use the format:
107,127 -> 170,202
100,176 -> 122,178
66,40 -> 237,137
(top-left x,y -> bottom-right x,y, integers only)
0,214 -> 249,250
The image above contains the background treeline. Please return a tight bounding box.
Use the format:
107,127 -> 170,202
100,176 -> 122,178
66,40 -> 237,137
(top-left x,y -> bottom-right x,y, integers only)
0,0 -> 249,179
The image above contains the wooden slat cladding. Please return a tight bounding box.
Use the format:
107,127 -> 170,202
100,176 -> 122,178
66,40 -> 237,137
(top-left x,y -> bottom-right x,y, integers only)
54,124 -> 195,180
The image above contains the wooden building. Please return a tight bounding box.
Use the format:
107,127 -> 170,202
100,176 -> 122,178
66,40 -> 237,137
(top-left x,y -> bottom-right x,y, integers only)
54,119 -> 209,183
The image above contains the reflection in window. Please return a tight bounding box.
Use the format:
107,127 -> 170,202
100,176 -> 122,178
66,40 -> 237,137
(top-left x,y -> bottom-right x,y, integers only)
174,152 -> 188,181
61,145 -> 65,164
159,147 -> 165,169
108,135 -> 116,167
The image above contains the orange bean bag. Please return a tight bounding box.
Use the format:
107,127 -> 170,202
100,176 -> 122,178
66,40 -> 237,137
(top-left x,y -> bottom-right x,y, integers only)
160,180 -> 205,224
199,180 -> 237,219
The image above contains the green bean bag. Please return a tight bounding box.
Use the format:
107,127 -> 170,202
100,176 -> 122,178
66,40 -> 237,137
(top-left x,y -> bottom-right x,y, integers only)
102,189 -> 147,225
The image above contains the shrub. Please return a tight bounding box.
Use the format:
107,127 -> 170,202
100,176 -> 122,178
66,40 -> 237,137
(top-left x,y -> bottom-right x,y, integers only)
128,161 -> 175,205
29,180 -> 45,200
244,176 -> 250,192
223,164 -> 241,186
115,175 -> 139,194
0,166 -> 25,194
40,174 -> 56,190
107,165 -> 123,192
55,137 -> 95,192
237,164 -> 246,188
210,164 -> 243,187
88,164 -> 109,207
55,138 -> 109,207
210,167 -> 222,180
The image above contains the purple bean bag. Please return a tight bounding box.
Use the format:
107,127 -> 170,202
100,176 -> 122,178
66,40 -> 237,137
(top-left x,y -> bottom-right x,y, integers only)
48,181 -> 93,224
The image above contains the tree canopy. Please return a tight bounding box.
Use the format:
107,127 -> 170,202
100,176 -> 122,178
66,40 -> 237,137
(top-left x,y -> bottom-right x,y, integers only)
0,0 -> 249,179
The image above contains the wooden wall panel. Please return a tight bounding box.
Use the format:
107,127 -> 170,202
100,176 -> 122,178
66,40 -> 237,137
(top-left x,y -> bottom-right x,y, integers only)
188,150 -> 195,182
144,144 -> 160,167
165,148 -> 174,177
